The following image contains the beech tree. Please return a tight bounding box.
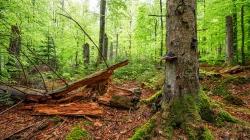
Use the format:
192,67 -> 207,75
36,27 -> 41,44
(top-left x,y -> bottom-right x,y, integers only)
161,0 -> 201,138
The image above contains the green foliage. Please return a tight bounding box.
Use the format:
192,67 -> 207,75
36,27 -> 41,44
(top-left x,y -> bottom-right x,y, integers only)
129,117 -> 156,140
0,92 -> 14,106
66,126 -> 91,140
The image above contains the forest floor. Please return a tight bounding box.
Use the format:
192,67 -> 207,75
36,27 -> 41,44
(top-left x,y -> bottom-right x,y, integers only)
0,65 -> 250,140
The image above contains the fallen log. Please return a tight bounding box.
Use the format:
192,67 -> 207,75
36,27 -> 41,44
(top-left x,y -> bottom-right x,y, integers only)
0,85 -> 50,102
48,60 -> 129,99
22,103 -> 103,117
221,65 -> 250,74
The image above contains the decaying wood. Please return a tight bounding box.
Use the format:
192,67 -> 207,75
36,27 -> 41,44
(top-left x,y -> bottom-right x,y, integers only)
0,85 -> 49,102
222,65 -> 250,74
1,60 -> 128,103
22,103 -> 103,116
48,60 -> 128,99
98,85 -> 141,109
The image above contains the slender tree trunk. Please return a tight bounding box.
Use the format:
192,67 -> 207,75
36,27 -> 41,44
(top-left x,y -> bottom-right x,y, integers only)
248,19 -> 250,55
83,43 -> 90,64
103,33 -> 108,61
161,0 -> 200,138
109,42 -> 113,60
97,0 -> 106,64
154,19 -> 158,62
160,0 -> 164,59
116,33 -> 119,58
241,6 -> 245,65
226,16 -> 234,65
232,0 -> 238,62
75,51 -> 79,67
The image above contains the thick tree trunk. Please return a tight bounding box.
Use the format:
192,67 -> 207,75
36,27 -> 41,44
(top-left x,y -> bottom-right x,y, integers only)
161,0 -> 200,138
241,6 -> 245,65
226,16 -> 234,65
97,0 -> 106,64
83,43 -> 90,64
163,0 -> 199,102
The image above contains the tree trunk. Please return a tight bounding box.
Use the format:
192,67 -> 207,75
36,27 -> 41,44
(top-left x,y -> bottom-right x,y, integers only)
226,16 -> 234,65
160,0 -> 203,138
103,33 -> 108,61
83,43 -> 90,64
7,25 -> 21,78
97,0 -> 106,64
8,25 -> 21,56
116,33 -> 119,58
160,0 -> 164,59
241,6 -> 245,65
109,42 -> 113,60
232,0 -> 238,62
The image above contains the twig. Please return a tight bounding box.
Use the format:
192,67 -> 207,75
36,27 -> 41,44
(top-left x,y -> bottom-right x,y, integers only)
58,12 -> 109,68
0,100 -> 24,115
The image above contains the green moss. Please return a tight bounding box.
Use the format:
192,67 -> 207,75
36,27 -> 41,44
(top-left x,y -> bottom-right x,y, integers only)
140,90 -> 162,105
199,128 -> 214,140
212,84 -> 229,96
66,126 -> 91,140
129,117 -> 156,140
162,94 -> 201,140
198,92 -> 238,126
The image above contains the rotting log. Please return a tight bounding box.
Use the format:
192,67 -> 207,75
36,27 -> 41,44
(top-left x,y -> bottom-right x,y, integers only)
0,85 -> 49,102
22,103 -> 103,117
48,60 -> 128,99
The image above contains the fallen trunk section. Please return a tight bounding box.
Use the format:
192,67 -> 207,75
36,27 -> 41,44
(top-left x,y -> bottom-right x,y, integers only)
22,103 -> 103,117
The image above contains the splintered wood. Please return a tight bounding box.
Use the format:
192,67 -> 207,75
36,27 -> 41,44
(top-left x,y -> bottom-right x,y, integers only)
23,103 -> 103,117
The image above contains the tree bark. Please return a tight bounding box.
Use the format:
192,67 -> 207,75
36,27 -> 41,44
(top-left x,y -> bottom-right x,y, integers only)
163,0 -> 199,102
161,0 -> 200,138
97,0 -> 106,64
83,43 -> 90,64
226,16 -> 234,65
241,6 -> 245,65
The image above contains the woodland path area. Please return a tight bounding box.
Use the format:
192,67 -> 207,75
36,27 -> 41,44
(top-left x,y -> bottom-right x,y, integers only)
0,65 -> 250,139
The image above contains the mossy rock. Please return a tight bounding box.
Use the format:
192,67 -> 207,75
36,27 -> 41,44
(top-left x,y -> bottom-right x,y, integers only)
66,126 -> 92,140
